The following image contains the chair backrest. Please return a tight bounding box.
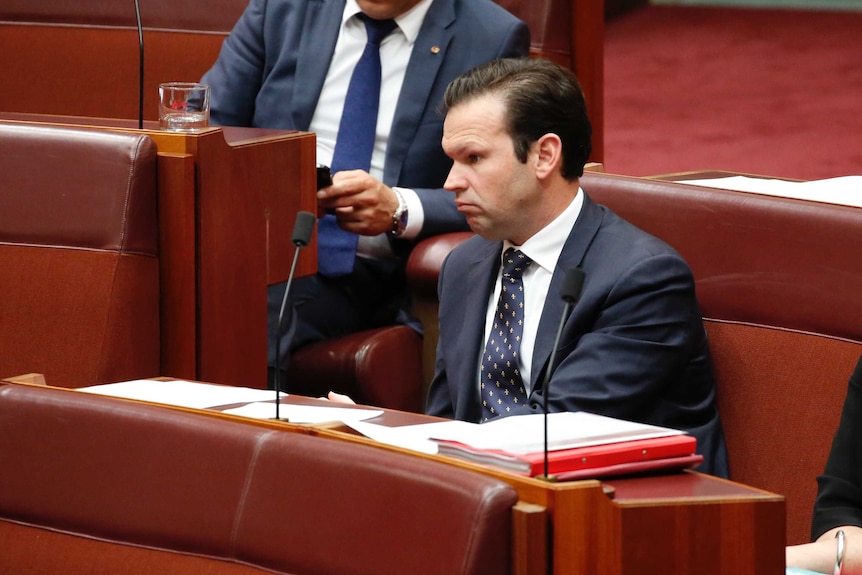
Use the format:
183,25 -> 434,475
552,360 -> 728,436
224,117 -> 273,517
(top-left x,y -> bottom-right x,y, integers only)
0,381 -> 519,575
0,122 -> 160,387
0,0 -> 244,120
580,171 -> 862,545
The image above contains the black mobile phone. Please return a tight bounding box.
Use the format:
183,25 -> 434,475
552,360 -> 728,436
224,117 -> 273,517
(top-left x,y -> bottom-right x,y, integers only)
316,164 -> 332,190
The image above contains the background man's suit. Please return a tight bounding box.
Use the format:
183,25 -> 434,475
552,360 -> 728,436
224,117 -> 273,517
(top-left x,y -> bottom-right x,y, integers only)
426,193 -> 729,477
202,0 -> 530,238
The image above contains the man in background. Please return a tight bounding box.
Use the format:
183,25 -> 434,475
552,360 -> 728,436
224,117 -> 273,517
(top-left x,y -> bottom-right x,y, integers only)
426,58 -> 728,476
201,0 -> 529,387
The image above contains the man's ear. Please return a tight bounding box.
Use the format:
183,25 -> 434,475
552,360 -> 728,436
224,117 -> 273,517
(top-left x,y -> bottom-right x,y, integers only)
533,133 -> 563,180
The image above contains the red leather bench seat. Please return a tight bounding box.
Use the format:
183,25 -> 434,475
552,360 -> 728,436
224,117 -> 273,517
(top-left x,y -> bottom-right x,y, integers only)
0,382 -> 518,575
0,123 -> 160,387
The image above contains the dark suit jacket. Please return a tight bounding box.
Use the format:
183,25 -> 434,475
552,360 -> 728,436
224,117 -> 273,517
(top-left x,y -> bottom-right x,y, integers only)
426,193 -> 729,477
811,354 -> 862,539
201,0 -> 530,238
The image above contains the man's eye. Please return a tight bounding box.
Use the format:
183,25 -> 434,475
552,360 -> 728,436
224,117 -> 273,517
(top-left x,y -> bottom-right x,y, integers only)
468,154 -> 481,163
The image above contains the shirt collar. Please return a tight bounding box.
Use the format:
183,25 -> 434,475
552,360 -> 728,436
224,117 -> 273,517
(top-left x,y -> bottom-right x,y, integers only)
503,190 -> 585,275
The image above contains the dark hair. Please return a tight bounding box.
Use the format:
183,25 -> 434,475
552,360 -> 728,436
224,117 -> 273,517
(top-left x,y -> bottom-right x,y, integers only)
442,58 -> 592,179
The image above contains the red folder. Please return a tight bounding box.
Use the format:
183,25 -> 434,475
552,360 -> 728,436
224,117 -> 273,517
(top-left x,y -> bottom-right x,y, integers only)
435,433 -> 697,477
553,453 -> 704,481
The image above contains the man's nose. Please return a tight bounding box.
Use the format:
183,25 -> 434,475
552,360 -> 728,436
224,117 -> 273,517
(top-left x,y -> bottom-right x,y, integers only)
443,165 -> 465,193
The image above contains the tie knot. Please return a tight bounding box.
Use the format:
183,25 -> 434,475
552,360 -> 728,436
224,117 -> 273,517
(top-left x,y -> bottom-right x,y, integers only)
501,248 -> 532,281
361,15 -> 398,45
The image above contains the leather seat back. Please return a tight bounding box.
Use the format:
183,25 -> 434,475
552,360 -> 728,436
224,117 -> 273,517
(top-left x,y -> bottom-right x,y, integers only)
0,123 -> 160,386
0,382 -> 519,575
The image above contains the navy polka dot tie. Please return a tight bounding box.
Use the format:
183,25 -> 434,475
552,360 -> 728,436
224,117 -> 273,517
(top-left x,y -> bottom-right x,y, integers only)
482,248 -> 532,422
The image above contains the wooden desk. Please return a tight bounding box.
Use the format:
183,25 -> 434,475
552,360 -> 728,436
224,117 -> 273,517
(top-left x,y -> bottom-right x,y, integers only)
0,116 -> 317,388
146,126 -> 316,388
1,375 -> 785,575
201,394 -> 786,575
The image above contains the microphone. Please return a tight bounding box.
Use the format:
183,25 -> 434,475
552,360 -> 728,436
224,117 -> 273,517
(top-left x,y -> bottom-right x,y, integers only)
540,267 -> 586,480
273,211 -> 316,420
133,0 -> 144,129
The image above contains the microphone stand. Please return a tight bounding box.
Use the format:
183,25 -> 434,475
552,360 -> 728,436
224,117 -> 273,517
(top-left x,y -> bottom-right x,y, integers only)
539,267 -> 585,481
273,211 -> 316,421
133,0 -> 144,129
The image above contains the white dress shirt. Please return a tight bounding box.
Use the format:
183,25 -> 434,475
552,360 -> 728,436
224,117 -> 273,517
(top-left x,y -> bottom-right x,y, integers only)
480,192 -> 585,392
309,0 -> 431,256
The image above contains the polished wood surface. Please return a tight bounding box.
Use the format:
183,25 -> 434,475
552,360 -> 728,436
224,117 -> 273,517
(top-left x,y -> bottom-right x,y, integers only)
0,25 -> 229,121
152,127 -> 317,387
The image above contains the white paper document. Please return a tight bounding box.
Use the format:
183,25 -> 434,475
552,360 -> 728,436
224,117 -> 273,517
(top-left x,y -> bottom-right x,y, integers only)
684,175 -> 862,208
345,412 -> 683,456
223,402 -> 383,423
425,412 -> 683,454
342,419 -> 472,454
77,379 -> 285,409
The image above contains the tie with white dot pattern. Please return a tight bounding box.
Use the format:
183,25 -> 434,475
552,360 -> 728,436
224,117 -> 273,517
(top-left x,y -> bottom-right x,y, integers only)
481,248 -> 532,422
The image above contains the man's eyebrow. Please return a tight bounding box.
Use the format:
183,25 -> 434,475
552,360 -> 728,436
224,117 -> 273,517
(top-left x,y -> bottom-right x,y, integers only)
445,136 -> 483,156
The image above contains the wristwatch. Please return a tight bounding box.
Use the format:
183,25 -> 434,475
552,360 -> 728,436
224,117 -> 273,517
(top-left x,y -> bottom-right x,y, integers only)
390,188 -> 408,237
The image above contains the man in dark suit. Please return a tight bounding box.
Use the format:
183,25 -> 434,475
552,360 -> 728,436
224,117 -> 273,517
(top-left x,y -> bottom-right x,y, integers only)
201,0 -> 529,385
426,58 -> 729,477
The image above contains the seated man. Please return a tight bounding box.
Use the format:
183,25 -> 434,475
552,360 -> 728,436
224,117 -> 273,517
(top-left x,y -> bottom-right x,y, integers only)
200,0 -> 530,387
425,57 -> 728,477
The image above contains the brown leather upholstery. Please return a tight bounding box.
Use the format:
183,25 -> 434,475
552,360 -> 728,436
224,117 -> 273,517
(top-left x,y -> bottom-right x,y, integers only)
408,231 -> 474,300
0,382 -> 518,575
580,172 -> 862,339
581,172 -> 862,545
406,171 -> 862,545
0,122 -> 160,387
287,325 -> 425,412
406,232 -> 474,386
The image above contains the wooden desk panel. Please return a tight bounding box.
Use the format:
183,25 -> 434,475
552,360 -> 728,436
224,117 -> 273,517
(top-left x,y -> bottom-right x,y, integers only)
146,127 -> 317,387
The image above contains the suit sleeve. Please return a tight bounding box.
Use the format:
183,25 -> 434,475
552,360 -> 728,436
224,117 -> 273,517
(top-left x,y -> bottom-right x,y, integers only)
512,252 -> 708,421
811,354 -> 862,540
424,254 -> 457,418
201,0 -> 268,127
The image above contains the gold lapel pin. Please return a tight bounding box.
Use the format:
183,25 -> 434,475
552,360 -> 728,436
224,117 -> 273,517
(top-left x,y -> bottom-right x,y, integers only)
431,46 -> 440,54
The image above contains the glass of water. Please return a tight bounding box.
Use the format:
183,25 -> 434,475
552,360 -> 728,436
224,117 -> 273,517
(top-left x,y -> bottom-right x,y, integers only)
158,82 -> 210,132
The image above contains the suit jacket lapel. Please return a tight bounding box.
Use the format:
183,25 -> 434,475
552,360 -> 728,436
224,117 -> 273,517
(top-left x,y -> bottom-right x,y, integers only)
383,0 -> 455,184
292,0 -> 344,130
453,241 -> 500,422
531,193 -> 603,389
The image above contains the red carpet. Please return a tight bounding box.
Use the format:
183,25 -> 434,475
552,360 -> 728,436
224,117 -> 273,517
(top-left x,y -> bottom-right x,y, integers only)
603,5 -> 862,180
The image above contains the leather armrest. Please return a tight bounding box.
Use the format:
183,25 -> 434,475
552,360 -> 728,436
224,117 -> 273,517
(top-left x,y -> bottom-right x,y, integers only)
288,326 -> 424,412
407,232 -> 473,300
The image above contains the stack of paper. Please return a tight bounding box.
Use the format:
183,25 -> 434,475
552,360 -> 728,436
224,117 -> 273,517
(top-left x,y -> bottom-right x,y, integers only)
428,412 -> 701,479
